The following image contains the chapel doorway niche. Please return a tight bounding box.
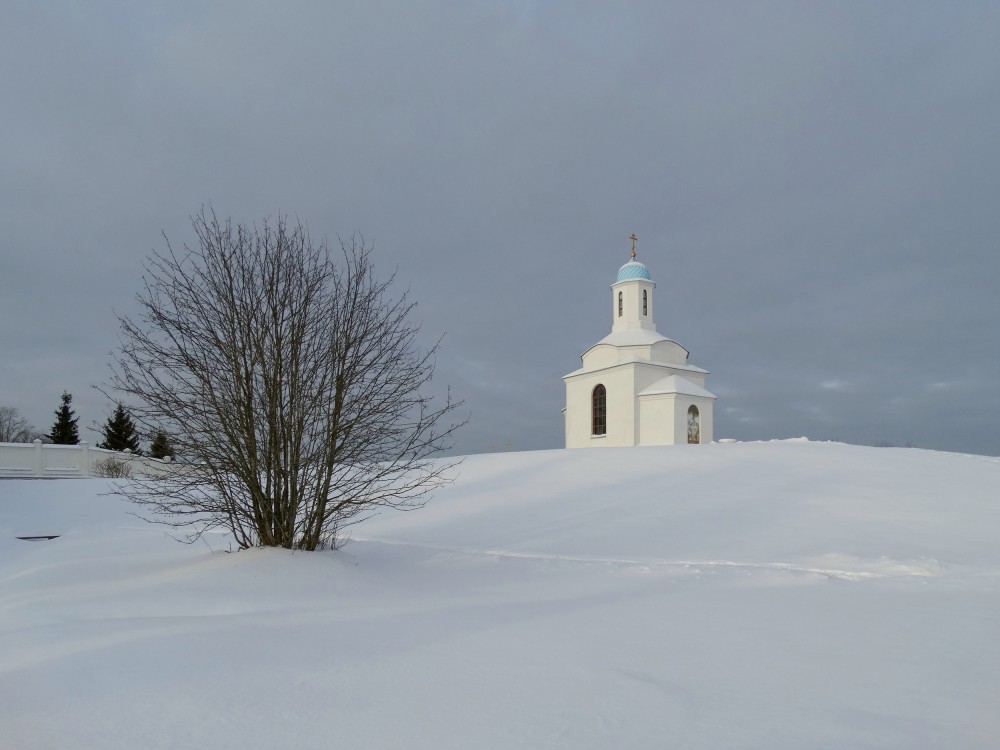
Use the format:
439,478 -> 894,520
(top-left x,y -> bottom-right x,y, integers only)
687,405 -> 701,444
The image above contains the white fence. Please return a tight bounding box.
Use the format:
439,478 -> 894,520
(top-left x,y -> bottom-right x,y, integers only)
0,440 -> 175,479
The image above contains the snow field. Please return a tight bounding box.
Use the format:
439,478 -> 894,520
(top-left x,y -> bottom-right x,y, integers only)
1,440 -> 998,749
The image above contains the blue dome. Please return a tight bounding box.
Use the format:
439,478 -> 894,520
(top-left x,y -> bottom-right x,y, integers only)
616,260 -> 651,282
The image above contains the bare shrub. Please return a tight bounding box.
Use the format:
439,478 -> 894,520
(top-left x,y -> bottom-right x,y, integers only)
107,209 -> 463,550
0,406 -> 36,443
94,456 -> 134,479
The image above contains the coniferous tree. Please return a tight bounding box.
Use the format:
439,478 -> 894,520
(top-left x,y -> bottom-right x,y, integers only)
148,429 -> 176,460
49,392 -> 80,445
99,403 -> 142,453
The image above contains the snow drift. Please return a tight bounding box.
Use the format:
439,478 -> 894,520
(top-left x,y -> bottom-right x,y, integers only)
1,440 -> 998,749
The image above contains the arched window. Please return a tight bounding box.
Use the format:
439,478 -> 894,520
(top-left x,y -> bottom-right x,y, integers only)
642,289 -> 647,316
618,292 -> 623,317
687,405 -> 701,444
592,384 -> 607,436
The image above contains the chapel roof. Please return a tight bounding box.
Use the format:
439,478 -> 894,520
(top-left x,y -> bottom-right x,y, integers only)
615,260 -> 651,282
638,374 -> 717,399
594,329 -> 674,347
563,356 -> 708,380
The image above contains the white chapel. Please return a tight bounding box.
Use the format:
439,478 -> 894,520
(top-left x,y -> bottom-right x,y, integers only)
563,235 -> 715,448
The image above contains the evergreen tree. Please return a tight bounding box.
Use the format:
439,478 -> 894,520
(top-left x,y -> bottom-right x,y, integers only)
99,403 -> 141,453
148,429 -> 176,460
49,392 -> 80,445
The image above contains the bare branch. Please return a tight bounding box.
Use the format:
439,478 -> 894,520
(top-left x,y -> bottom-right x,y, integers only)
106,209 -> 465,550
0,406 -> 37,443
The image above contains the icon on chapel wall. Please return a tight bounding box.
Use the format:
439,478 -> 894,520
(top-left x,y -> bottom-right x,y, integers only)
687,405 -> 700,444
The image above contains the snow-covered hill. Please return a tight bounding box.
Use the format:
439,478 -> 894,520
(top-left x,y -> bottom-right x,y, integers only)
2,440 -> 998,749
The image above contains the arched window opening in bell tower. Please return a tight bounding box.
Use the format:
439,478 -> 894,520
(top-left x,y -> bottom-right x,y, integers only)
687,405 -> 701,444
618,292 -> 623,317
592,384 -> 607,436
642,289 -> 647,316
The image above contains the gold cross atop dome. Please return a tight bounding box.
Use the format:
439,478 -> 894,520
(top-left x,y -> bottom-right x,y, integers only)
630,232 -> 638,259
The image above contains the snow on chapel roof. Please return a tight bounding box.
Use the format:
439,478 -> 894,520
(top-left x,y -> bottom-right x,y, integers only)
639,374 -> 716,399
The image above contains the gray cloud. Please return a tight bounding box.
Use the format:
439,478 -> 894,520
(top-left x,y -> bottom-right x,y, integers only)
2,1 -> 998,455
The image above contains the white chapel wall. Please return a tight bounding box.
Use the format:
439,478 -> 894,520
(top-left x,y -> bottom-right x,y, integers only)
611,279 -> 656,333
565,366 -> 637,448
581,345 -> 620,370
637,394 -> 676,445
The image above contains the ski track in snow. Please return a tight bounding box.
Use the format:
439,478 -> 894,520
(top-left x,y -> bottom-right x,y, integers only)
353,536 -> 960,582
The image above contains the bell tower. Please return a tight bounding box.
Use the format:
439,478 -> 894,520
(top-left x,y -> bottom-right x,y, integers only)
611,233 -> 656,334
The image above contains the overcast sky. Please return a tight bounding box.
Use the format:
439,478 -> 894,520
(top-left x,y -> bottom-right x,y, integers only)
2,1 -> 998,456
